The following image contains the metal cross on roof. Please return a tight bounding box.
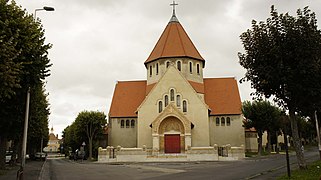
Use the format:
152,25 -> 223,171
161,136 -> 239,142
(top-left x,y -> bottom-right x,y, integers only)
170,1 -> 178,15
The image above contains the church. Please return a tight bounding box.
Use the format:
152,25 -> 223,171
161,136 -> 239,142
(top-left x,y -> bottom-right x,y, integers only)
99,3 -> 245,162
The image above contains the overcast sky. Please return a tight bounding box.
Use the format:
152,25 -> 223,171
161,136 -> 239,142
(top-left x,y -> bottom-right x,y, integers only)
14,0 -> 321,138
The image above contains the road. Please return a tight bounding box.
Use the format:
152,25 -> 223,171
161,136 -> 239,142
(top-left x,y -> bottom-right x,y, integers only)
40,148 -> 319,180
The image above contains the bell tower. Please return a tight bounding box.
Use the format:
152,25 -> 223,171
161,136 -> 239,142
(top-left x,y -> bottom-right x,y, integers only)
144,1 -> 205,85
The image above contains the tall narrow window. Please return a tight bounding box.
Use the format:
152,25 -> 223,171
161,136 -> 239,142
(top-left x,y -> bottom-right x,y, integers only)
156,63 -> 159,75
197,64 -> 200,75
183,100 -> 187,112
131,119 -> 135,128
126,120 -> 130,128
121,120 -> 124,128
149,65 -> 152,77
177,61 -> 181,71
216,117 -> 220,126
227,117 -> 231,126
165,95 -> 168,107
176,95 -> 181,107
166,61 -> 170,68
170,89 -> 174,101
221,117 -> 225,126
189,62 -> 193,74
159,101 -> 163,113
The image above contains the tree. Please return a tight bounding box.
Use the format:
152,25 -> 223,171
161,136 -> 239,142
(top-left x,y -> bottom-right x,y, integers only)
74,111 -> 107,160
242,100 -> 281,156
0,0 -> 52,168
239,6 -> 321,169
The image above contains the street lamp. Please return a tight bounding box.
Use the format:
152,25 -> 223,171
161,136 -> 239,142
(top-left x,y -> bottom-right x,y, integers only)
34,6 -> 55,20
18,6 -> 55,180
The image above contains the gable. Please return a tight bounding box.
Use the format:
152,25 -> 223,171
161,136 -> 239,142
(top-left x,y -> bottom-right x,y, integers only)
204,78 -> 242,115
137,65 -> 209,114
109,81 -> 146,117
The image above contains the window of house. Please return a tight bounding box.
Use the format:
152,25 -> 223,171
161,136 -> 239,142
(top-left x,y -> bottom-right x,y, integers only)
221,117 -> 225,126
126,120 -> 130,128
156,63 -> 159,75
166,61 -> 170,68
177,61 -> 181,71
197,64 -> 200,75
131,119 -> 135,128
149,65 -> 152,77
183,100 -> 187,112
165,95 -> 168,107
216,117 -> 220,126
170,89 -> 174,101
227,117 -> 231,126
189,62 -> 193,74
176,95 -> 181,107
121,120 -> 124,128
159,101 -> 163,113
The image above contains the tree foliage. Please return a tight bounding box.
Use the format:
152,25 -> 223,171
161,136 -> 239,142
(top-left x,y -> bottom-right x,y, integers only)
242,100 -> 281,156
63,111 -> 107,160
239,5 -> 321,169
0,0 -> 51,168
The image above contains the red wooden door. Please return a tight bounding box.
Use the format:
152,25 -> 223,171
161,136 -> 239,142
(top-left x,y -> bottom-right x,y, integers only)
164,134 -> 180,153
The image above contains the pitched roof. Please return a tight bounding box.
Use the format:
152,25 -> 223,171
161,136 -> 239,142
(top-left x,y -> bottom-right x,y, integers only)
145,21 -> 204,65
109,81 -> 147,117
204,78 -> 242,115
109,78 -> 242,117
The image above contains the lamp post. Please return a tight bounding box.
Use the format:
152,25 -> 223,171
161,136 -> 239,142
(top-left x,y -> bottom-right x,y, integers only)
34,6 -> 55,20
18,6 -> 54,180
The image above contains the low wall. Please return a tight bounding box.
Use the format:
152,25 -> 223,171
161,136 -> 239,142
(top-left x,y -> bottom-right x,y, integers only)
98,145 -> 244,163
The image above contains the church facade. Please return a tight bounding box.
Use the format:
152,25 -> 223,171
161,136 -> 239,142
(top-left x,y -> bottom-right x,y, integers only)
99,9 -> 245,162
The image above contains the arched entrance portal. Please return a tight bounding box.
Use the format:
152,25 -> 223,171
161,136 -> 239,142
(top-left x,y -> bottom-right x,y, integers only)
159,117 -> 185,153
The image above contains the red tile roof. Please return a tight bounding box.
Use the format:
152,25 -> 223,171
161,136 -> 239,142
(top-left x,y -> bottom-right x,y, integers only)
204,78 -> 242,115
145,21 -> 204,65
109,78 -> 242,117
109,81 -> 147,117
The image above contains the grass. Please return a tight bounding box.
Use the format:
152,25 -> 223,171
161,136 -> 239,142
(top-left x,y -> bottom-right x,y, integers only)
277,160 -> 321,180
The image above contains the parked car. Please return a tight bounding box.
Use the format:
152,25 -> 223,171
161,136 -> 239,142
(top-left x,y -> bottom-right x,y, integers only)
34,152 -> 47,160
5,151 -> 12,164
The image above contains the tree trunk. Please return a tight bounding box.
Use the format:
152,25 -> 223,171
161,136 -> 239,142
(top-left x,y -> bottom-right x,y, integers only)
89,138 -> 93,160
276,131 -> 279,154
267,130 -> 271,154
0,136 -> 7,169
289,107 -> 307,169
258,131 -> 263,156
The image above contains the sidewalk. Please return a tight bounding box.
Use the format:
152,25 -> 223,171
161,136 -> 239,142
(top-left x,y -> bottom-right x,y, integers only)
0,160 -> 45,180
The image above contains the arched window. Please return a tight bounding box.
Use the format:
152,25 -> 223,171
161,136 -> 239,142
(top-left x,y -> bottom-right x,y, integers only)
177,61 -> 181,71
121,120 -> 124,128
216,117 -> 220,126
126,120 -> 130,128
221,117 -> 225,126
131,119 -> 135,128
166,61 -> 170,68
227,117 -> 231,126
156,63 -> 159,75
149,65 -> 152,77
170,89 -> 174,101
197,64 -> 200,75
176,95 -> 181,107
159,101 -> 163,113
189,62 -> 193,74
165,95 -> 168,107
183,100 -> 187,112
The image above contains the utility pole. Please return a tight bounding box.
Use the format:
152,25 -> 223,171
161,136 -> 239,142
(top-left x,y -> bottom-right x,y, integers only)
315,111 -> 321,160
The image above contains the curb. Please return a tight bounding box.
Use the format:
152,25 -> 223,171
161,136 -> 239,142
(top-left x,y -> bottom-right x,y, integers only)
37,158 -> 47,180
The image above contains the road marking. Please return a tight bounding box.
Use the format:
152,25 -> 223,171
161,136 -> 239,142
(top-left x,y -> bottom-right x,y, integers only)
126,164 -> 186,174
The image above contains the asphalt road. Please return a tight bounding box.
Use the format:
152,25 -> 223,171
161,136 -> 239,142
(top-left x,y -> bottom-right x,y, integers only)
40,148 -> 320,180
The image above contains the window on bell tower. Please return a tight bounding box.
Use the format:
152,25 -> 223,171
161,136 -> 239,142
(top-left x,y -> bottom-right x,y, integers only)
189,62 -> 193,74
197,64 -> 200,75
170,89 -> 174,101
177,61 -> 181,71
149,65 -> 152,77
